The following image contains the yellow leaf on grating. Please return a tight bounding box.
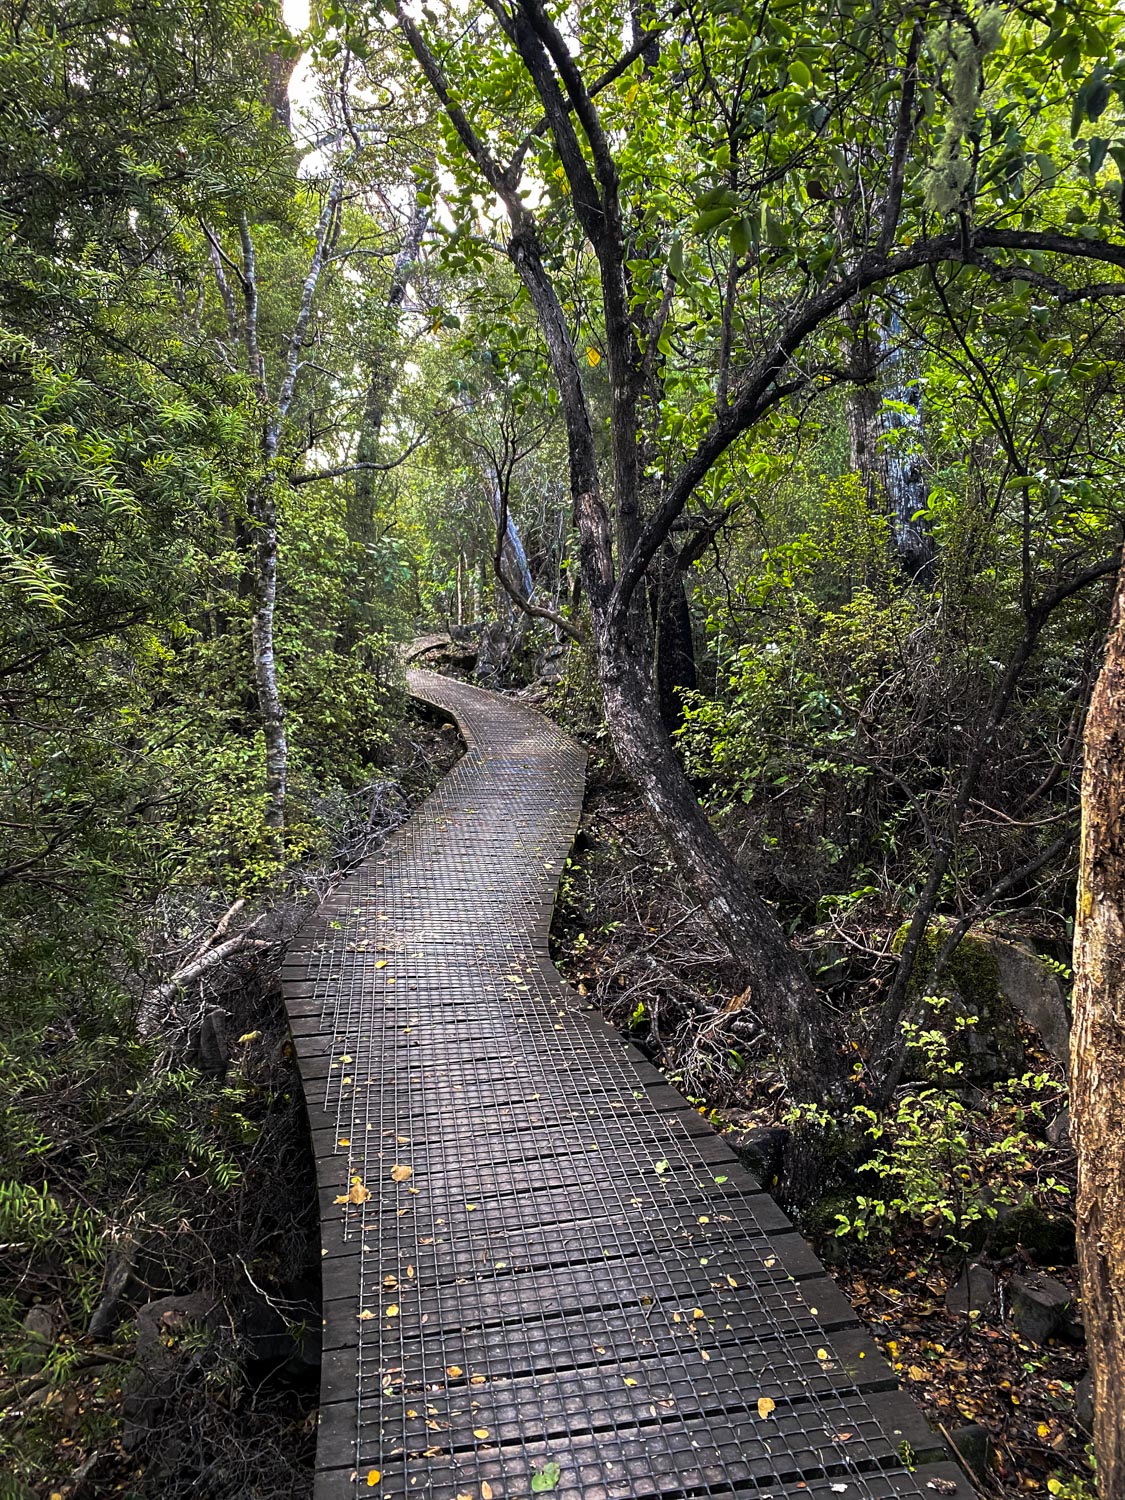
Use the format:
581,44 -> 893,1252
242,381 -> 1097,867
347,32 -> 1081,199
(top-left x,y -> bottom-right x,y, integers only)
482,1484 -> 495,1499
447,1365 -> 463,1378
367,1471 -> 381,1487
335,1176 -> 370,1206
386,1304 -> 399,1317
375,960 -> 388,969
757,1397 -> 776,1419
338,1138 -> 350,1147
358,1310 -> 375,1321
586,346 -> 601,366
391,1164 -> 413,1183
623,1377 -> 638,1387
473,1428 -> 490,1439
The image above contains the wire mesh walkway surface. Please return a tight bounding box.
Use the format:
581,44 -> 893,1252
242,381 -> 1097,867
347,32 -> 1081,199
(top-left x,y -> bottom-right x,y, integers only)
284,662 -> 968,1500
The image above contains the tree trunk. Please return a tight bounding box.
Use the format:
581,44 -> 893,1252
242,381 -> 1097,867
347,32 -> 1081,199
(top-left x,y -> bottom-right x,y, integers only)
249,464 -> 288,834
1072,562 -> 1125,1499
595,623 -> 842,1112
652,544 -> 697,730
846,307 -> 934,583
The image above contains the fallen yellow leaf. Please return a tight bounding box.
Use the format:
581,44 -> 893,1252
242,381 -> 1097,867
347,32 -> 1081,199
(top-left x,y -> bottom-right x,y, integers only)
334,1176 -> 370,1206
386,1304 -> 400,1317
482,1484 -> 494,1499
391,1164 -> 413,1183
447,1365 -> 463,1377
375,960 -> 388,969
338,1138 -> 350,1146
757,1397 -> 776,1419
623,1377 -> 638,1387
358,1309 -> 375,1320
367,1472 -> 381,1488
473,1427 -> 490,1439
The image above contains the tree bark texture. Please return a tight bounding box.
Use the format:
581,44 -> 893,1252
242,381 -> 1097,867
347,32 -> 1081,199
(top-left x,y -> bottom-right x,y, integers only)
846,307 -> 934,583
652,544 -> 697,730
1072,562 -> 1125,1500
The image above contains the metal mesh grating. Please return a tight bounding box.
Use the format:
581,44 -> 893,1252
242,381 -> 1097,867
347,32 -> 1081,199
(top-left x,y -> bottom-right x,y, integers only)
283,668 -> 969,1500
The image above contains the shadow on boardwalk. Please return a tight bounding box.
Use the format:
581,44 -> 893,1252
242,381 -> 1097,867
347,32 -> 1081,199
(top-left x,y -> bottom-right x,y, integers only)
284,665 -> 970,1500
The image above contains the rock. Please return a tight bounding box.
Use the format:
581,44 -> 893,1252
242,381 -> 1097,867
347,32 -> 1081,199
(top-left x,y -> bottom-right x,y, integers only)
1076,1371 -> 1093,1432
1047,1108 -> 1071,1147
17,1304 -> 55,1372
196,1006 -> 230,1075
991,1203 -> 1075,1263
725,1125 -> 789,1186
123,1293 -> 220,1450
536,645 -> 567,684
895,926 -> 1071,1082
88,1245 -> 134,1339
1009,1273 -> 1073,1344
949,1423 -> 991,1481
945,1262 -> 997,1318
896,929 -> 1026,1083
990,938 -> 1071,1064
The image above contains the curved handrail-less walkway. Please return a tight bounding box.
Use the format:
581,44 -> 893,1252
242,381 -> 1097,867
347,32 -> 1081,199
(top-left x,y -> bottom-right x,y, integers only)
284,664 -> 967,1500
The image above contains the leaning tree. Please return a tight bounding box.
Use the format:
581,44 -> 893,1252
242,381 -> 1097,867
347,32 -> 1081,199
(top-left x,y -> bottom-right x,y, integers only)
373,0 -> 1125,1106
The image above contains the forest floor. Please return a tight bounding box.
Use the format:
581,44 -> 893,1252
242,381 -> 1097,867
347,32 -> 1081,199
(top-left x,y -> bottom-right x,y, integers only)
546,739 -> 1093,1500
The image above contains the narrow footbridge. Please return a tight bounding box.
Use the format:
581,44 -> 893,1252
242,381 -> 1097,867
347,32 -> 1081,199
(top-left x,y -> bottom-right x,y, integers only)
284,661 -> 967,1500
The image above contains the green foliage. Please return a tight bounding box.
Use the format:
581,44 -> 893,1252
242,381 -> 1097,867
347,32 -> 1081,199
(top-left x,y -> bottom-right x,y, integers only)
832,1008 -> 1069,1250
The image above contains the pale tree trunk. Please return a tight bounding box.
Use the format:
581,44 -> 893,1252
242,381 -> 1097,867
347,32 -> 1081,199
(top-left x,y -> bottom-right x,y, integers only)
846,305 -> 934,582
1072,562 -> 1125,1499
228,181 -> 343,834
250,429 -> 289,832
348,194 -> 428,548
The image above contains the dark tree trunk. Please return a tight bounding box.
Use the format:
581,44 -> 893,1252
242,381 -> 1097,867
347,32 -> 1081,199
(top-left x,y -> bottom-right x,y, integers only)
652,545 -> 697,731
595,624 -> 841,1111
1072,561 -> 1125,1499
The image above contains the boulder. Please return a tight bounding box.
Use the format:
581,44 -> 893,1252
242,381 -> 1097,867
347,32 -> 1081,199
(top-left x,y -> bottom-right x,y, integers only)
990,938 -> 1071,1065
724,1125 -> 789,1187
945,1262 -> 997,1319
123,1293 -> 220,1449
991,1202 -> 1075,1263
895,926 -> 1072,1081
17,1304 -> 55,1372
1009,1273 -> 1073,1344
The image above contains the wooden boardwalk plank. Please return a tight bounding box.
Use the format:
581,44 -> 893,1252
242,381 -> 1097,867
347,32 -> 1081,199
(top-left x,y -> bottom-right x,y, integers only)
284,668 -> 970,1500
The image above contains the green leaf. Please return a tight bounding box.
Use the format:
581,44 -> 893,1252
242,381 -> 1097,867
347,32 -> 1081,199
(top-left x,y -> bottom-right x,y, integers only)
788,59 -> 812,88
531,1463 -> 562,1492
693,206 -> 736,235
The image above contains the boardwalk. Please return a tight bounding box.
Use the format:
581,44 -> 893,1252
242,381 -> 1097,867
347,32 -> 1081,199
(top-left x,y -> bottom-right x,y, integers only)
283,664 -> 967,1500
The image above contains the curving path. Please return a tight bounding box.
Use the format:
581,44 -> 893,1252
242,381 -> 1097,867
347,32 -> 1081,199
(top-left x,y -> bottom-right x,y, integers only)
283,660 -> 968,1500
